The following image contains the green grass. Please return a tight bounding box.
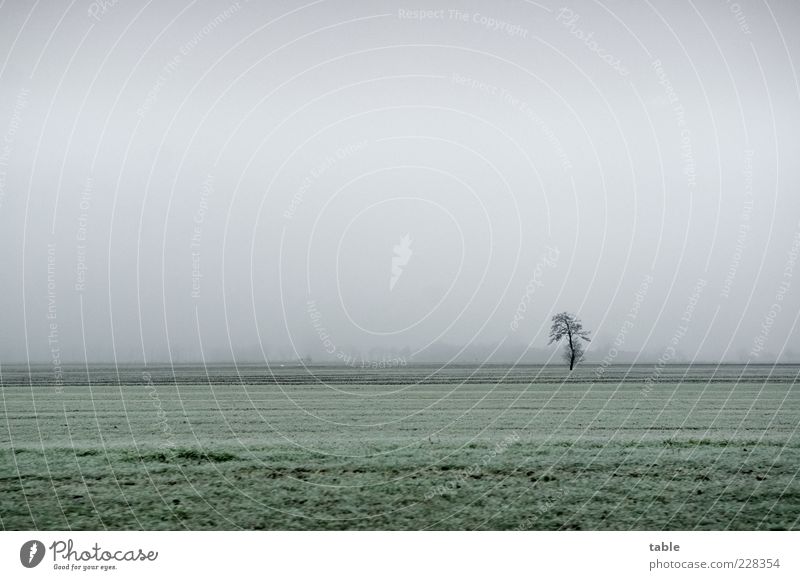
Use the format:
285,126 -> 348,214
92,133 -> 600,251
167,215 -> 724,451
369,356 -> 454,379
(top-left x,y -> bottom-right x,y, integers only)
1,364 -> 799,530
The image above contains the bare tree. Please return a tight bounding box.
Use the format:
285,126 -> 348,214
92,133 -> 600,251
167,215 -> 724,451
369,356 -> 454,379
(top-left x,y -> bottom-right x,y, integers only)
548,312 -> 591,370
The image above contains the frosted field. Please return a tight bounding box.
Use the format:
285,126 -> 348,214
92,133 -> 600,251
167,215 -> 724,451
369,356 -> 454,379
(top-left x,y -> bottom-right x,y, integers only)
1,364 -> 799,530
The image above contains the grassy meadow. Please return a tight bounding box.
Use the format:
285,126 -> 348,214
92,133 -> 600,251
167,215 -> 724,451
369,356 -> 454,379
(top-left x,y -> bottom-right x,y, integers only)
1,363 -> 799,530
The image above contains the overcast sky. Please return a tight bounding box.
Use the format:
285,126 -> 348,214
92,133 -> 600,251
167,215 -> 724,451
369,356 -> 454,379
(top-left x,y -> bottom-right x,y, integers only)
0,0 -> 798,365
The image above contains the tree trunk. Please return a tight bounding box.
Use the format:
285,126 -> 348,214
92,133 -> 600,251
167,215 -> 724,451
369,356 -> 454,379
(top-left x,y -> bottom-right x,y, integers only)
566,323 -> 574,371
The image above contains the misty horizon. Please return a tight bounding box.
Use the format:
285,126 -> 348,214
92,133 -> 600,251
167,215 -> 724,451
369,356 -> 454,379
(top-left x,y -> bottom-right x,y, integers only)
1,0 -> 798,368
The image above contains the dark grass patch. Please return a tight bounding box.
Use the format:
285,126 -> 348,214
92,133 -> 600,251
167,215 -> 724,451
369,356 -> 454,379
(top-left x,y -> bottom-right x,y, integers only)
74,449 -> 101,457
662,438 -> 780,448
174,449 -> 237,462
121,448 -> 238,463
9,447 -> 100,456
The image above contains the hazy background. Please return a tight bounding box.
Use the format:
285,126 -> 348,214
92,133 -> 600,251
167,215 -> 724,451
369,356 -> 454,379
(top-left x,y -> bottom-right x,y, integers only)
0,0 -> 798,365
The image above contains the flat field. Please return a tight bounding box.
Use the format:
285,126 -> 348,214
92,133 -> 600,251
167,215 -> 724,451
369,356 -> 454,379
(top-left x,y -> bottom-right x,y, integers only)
1,364 -> 798,530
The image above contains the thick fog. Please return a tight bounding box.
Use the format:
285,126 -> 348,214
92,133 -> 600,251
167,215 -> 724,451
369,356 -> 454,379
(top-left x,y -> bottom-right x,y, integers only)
0,0 -> 798,365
